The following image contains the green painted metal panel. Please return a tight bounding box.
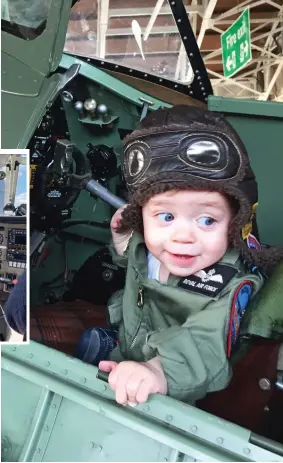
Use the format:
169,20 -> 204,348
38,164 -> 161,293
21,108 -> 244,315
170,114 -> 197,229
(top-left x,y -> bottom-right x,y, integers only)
1,73 -> 60,149
1,0 -> 72,76
60,54 -> 172,111
2,342 -> 283,462
208,95 -> 283,246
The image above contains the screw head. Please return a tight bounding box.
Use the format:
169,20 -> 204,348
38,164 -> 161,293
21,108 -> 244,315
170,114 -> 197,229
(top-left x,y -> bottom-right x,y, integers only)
259,378 -> 271,390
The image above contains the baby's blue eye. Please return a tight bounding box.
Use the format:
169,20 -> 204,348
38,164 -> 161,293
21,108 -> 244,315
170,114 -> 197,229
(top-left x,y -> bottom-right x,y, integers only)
198,216 -> 215,226
158,213 -> 174,222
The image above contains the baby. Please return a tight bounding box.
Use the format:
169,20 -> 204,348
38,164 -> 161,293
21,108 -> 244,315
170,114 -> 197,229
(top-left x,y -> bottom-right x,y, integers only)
76,105 -> 281,406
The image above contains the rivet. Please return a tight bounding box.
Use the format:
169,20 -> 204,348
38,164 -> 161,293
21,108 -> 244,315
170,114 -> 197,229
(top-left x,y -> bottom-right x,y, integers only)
101,61 -> 104,65
29,354 -> 33,358
174,84 -> 178,88
189,53 -> 194,57
63,369 -> 68,375
243,448 -> 251,455
259,378 -> 271,390
195,70 -> 199,74
183,36 -> 187,40
45,361 -> 50,367
144,74 -> 148,77
159,78 -> 163,82
191,425 -> 198,433
115,65 -> 119,68
171,1 -> 175,4
81,378 -> 87,383
44,425 -> 49,431
217,437 -> 224,444
264,405 -> 269,411
90,443 -> 102,452
129,69 -> 133,73
37,448 -> 41,453
52,404 -> 57,409
143,405 -> 149,412
166,414 -> 173,422
12,347 -> 16,351
102,385 -> 107,391
177,19 -> 181,23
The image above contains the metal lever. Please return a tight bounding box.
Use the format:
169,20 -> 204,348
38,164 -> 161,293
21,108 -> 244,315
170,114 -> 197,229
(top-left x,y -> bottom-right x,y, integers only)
85,179 -> 126,209
53,139 -> 75,175
139,97 -> 153,121
57,64 -> 81,96
46,64 -> 81,110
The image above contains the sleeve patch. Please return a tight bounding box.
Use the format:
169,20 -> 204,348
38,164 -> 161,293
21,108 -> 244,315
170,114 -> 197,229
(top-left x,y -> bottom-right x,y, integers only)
227,281 -> 253,358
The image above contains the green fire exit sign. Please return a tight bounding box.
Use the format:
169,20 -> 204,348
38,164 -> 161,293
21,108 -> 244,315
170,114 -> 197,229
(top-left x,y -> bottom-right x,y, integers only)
221,8 -> 252,78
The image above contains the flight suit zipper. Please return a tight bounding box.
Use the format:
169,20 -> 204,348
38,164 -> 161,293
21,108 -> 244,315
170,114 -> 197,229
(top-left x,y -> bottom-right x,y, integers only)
130,286 -> 144,349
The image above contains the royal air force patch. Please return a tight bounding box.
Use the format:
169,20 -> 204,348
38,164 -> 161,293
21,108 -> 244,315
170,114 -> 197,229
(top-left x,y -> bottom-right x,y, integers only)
227,281 -> 253,357
177,263 -> 238,297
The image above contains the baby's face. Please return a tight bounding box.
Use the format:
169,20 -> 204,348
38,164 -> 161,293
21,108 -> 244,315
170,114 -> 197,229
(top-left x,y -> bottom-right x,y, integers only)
142,189 -> 233,278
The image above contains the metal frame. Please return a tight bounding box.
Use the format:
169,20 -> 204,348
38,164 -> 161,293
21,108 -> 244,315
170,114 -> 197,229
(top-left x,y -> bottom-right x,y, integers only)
67,0 -> 282,101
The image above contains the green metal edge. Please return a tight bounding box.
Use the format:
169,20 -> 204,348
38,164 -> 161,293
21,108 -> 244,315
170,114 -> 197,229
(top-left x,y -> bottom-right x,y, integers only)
2,342 -> 282,462
208,95 -> 283,118
60,54 -> 172,111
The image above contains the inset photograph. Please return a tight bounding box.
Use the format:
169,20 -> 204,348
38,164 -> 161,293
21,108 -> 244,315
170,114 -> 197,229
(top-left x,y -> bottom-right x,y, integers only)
0,151 -> 28,342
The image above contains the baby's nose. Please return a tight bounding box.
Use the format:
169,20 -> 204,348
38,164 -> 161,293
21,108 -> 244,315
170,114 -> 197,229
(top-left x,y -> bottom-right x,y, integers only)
172,225 -> 195,243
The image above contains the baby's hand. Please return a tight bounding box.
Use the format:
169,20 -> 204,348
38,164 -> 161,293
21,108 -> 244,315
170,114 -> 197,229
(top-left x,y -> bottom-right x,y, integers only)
110,205 -> 127,233
99,358 -> 167,406
110,205 -> 132,256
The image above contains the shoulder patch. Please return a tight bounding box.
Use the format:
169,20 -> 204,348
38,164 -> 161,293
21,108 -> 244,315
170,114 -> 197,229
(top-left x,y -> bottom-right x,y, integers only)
227,281 -> 253,358
177,264 -> 238,297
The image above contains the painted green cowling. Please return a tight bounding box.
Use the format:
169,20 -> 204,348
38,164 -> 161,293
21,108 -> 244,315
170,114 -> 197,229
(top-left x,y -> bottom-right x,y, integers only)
108,232 -> 264,403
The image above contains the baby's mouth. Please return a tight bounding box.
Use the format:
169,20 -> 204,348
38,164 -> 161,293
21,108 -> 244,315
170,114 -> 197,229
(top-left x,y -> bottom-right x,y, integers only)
167,252 -> 197,265
172,253 -> 194,258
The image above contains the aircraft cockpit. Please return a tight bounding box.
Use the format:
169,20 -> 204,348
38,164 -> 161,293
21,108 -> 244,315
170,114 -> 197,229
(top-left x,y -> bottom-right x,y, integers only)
0,153 -> 27,341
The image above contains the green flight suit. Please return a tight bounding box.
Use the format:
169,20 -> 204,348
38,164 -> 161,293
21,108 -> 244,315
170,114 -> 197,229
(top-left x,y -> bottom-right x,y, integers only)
108,232 -> 264,403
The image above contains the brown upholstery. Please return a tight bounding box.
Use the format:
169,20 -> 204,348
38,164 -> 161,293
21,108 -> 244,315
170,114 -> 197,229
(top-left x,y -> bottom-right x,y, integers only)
30,300 -> 107,356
